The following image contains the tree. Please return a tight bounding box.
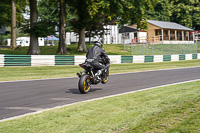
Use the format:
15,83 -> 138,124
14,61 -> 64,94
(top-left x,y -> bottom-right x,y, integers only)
56,0 -> 67,54
0,0 -> 26,49
170,0 -> 200,28
10,0 -> 17,49
37,0 -> 59,37
0,1 -> 12,27
68,0 -> 118,52
146,0 -> 200,29
68,0 -> 157,53
193,1 -> 200,30
37,0 -> 71,54
27,0 -> 40,55
67,0 -> 95,52
146,0 -> 171,22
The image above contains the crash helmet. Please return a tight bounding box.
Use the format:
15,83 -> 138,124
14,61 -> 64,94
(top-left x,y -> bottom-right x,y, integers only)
94,41 -> 103,48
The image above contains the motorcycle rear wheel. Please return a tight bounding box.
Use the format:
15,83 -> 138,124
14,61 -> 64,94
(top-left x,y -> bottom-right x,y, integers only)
78,74 -> 91,94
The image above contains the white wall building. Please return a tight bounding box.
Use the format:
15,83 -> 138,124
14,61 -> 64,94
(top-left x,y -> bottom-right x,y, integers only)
66,25 -> 148,45
66,32 -> 78,44
66,25 -> 119,44
118,26 -> 147,44
7,37 -> 45,47
193,31 -> 200,42
103,25 -> 118,44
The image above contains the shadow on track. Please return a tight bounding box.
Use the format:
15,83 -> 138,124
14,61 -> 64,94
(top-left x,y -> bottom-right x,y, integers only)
66,88 -> 102,94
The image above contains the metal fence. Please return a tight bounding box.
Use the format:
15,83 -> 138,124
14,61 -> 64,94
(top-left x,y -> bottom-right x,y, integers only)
122,38 -> 197,56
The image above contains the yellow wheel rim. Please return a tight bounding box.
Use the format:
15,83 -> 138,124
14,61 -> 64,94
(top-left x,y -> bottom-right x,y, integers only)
103,71 -> 109,82
103,76 -> 108,82
83,77 -> 90,92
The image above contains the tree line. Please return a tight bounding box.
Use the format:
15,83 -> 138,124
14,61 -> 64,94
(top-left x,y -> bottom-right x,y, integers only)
146,0 -> 200,30
0,0 -> 199,55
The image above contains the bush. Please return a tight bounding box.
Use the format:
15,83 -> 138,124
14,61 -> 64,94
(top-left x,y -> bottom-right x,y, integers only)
0,34 -> 10,45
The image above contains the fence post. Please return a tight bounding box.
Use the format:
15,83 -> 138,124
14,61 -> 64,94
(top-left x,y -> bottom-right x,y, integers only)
146,40 -> 148,55
170,42 -> 171,55
184,43 -> 185,55
131,39 -> 133,56
196,42 -> 198,54
152,42 -> 154,55
123,34 -> 125,52
177,42 -> 178,54
161,42 -> 163,55
142,42 -> 143,55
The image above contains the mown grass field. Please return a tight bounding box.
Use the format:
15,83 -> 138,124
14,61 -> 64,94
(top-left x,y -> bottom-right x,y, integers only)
0,43 -> 200,55
0,80 -> 200,133
0,59 -> 200,81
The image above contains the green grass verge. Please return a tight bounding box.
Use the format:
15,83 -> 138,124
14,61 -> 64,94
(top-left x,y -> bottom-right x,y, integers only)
0,43 -> 199,55
0,59 -> 200,81
0,44 -> 128,55
0,80 -> 200,133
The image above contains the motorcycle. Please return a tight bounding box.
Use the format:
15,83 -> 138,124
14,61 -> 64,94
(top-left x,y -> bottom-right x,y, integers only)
77,57 -> 110,94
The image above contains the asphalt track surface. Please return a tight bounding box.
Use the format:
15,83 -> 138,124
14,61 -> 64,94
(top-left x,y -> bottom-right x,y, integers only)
0,67 -> 200,121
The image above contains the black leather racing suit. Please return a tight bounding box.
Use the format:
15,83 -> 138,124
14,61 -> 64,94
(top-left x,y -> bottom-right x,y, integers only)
86,44 -> 109,70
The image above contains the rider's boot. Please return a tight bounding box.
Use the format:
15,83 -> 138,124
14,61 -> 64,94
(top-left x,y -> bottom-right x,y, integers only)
96,69 -> 103,80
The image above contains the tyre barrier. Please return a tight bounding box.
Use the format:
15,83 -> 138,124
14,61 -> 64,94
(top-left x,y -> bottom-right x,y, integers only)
0,54 -> 199,67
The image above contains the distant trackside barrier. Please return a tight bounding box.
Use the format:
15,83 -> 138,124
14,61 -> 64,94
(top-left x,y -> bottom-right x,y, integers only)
0,54 -> 199,67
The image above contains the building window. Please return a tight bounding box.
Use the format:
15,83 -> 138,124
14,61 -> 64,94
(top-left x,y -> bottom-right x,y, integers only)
125,33 -> 129,39
155,31 -> 158,36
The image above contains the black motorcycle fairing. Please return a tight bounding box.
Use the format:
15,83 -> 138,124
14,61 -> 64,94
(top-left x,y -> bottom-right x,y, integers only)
77,56 -> 110,93
79,62 -> 93,70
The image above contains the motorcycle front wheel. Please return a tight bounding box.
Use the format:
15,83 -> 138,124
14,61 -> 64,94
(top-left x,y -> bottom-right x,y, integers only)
78,74 -> 91,94
101,68 -> 109,84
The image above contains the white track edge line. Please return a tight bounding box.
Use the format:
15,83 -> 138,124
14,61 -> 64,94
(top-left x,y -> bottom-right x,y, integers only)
0,78 -> 200,122
0,66 -> 200,83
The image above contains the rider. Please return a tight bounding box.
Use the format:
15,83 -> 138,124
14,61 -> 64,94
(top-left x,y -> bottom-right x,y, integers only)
86,39 -> 110,79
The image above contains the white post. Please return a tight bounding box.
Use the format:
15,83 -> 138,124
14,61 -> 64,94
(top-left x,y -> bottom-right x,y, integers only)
161,29 -> 164,42
193,31 -> 195,42
168,30 -> 170,41
131,39 -> 133,56
175,30 -> 177,41
51,35 -> 54,45
182,31 -> 184,41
